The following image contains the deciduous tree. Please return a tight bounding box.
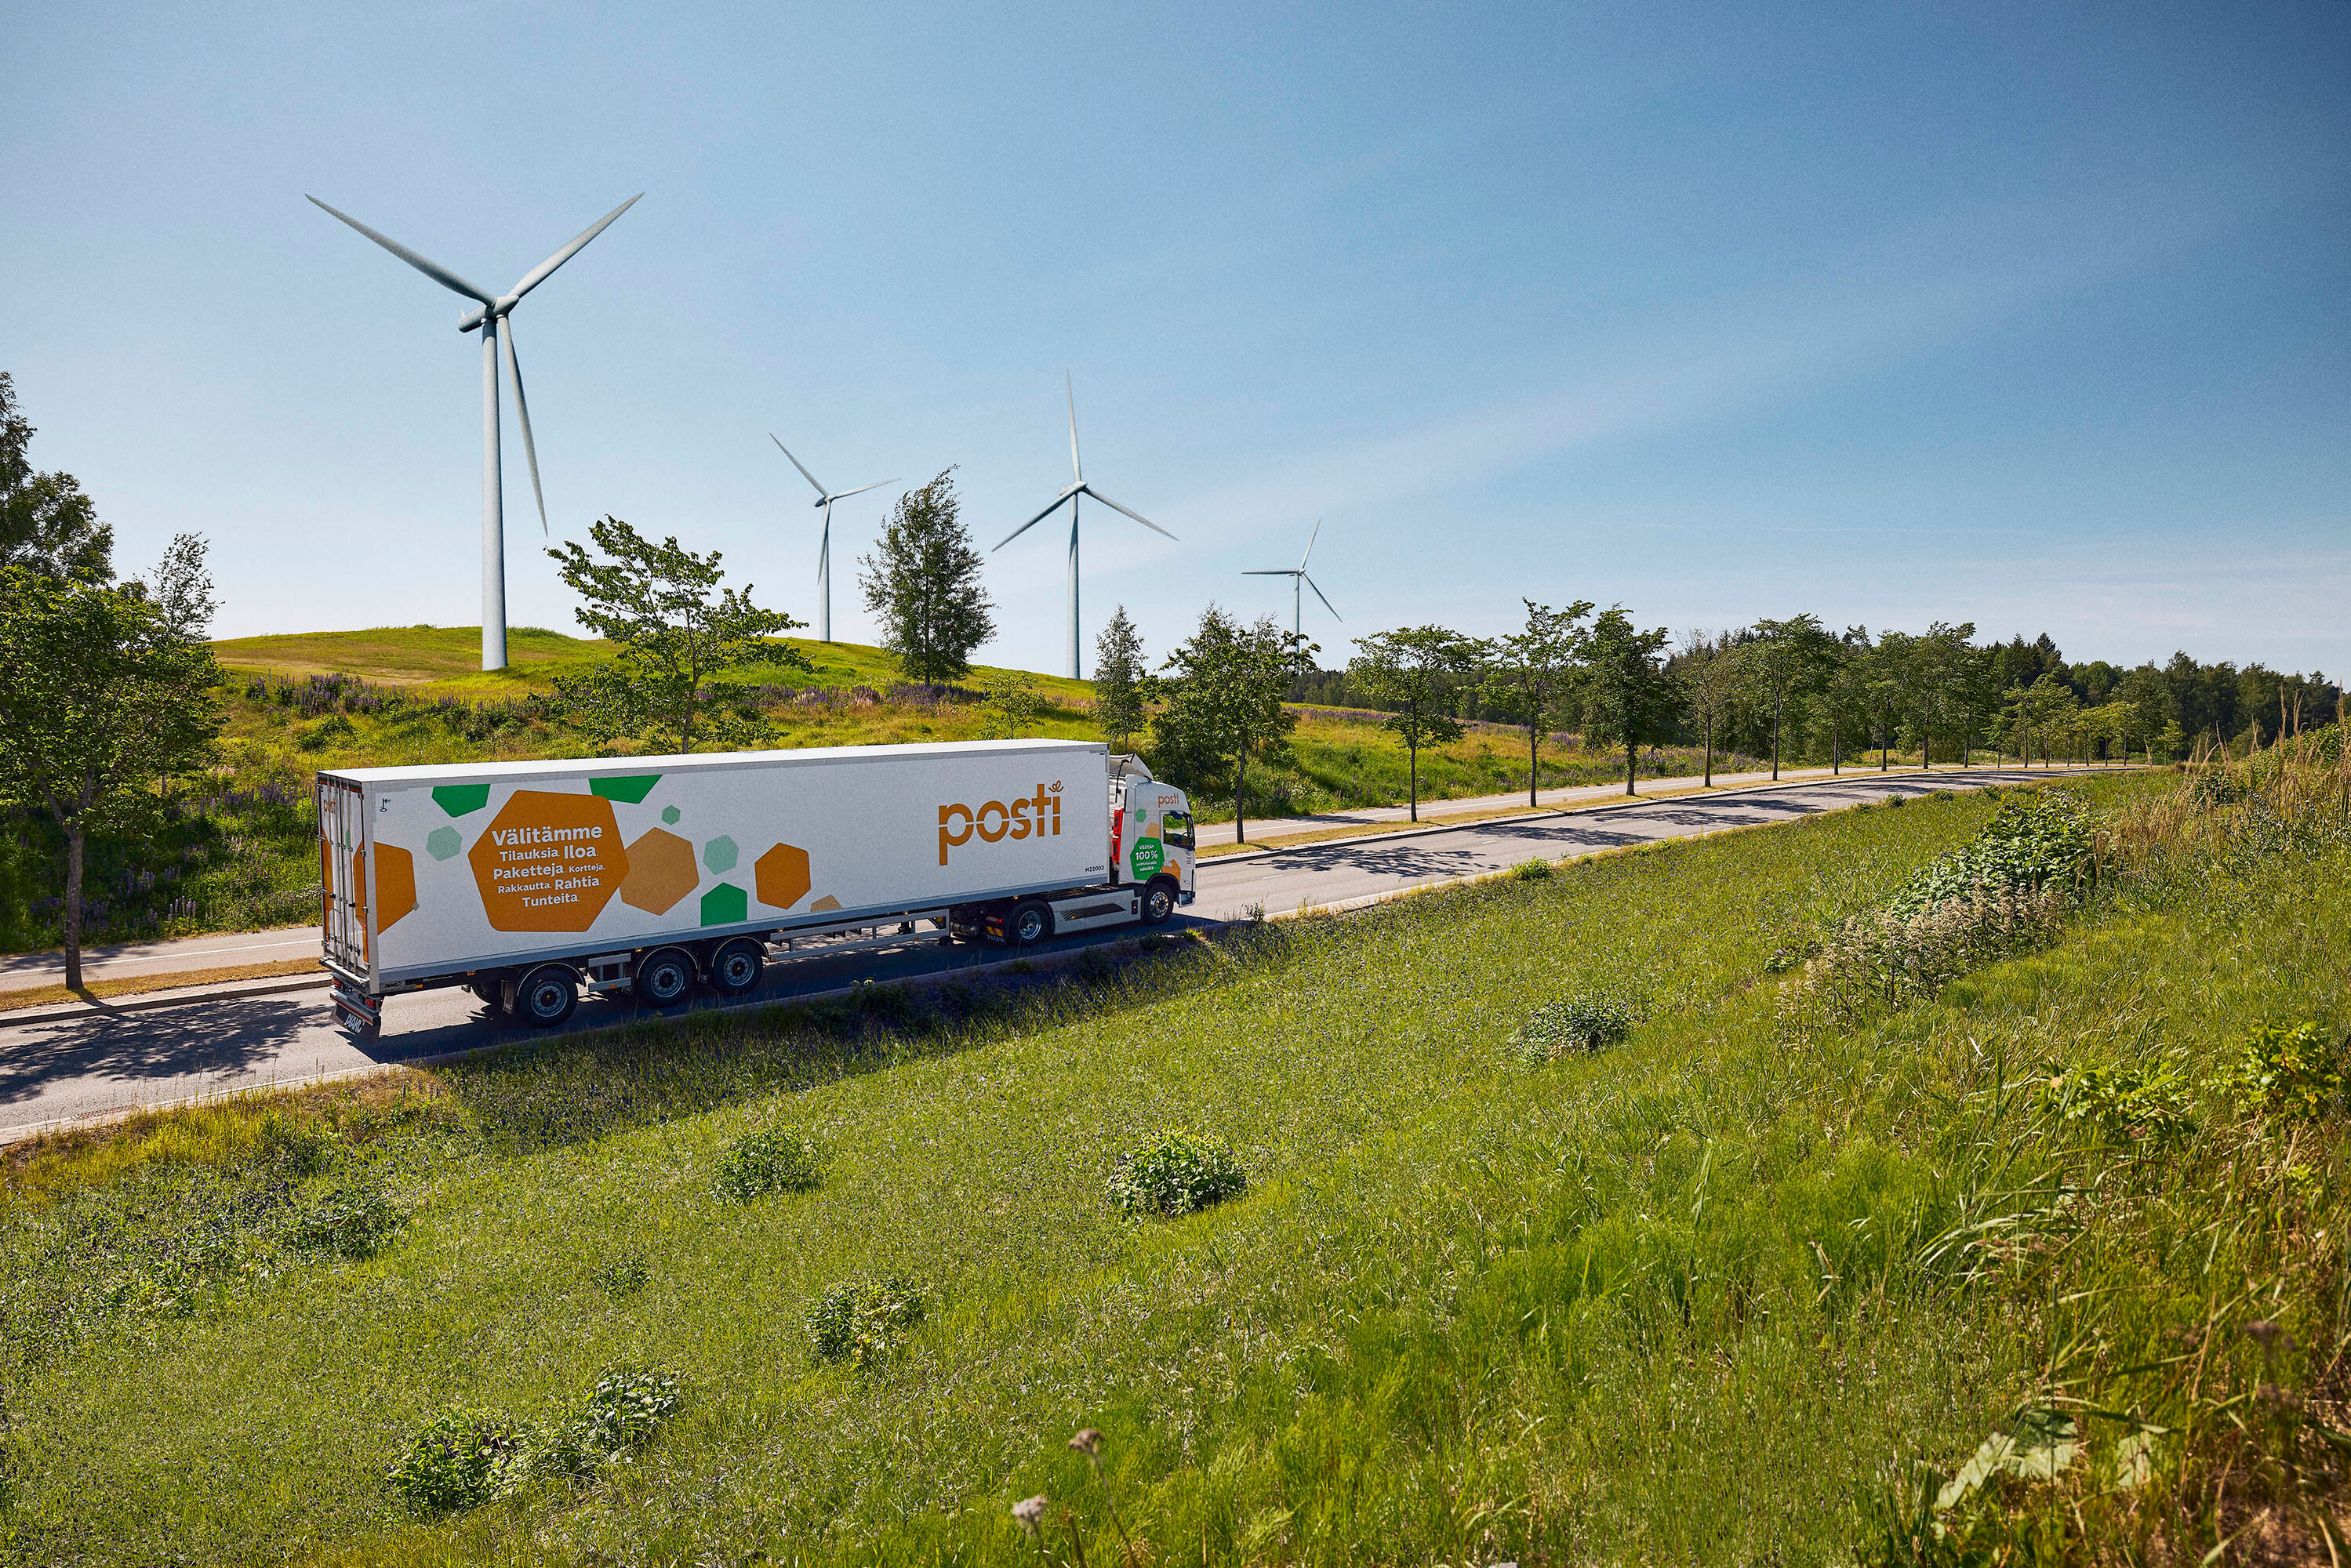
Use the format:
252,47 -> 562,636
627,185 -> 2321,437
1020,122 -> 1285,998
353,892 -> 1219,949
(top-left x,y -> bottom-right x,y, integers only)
1150,607 -> 1295,845
1579,608 -> 1681,797
856,471 -> 995,687
547,516 -> 810,753
1746,612 -> 1836,779
1,372 -> 114,583
0,539 -> 221,989
1485,598 -> 1592,806
1677,631 -> 1743,788
1349,625 -> 1483,821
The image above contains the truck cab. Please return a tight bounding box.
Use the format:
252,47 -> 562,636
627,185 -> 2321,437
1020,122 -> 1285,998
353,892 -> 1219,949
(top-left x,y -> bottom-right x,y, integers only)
1108,754 -> 1195,909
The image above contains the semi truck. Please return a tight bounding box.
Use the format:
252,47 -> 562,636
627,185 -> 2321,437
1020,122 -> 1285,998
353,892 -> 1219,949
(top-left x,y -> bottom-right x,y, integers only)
314,739 -> 1196,1039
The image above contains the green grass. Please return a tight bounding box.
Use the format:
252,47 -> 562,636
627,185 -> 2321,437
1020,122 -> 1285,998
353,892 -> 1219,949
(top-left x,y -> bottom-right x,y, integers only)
8,768 -> 2342,1563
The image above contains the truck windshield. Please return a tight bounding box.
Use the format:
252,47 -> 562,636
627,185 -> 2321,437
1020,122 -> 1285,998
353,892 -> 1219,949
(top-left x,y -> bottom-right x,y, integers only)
1161,811 -> 1194,849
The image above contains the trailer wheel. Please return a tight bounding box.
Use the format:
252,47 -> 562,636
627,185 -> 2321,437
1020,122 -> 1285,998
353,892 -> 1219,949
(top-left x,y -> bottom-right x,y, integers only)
710,937 -> 765,996
1008,899 -> 1052,947
470,979 -> 507,1014
514,964 -> 580,1028
1140,876 -> 1179,926
631,947 -> 696,1009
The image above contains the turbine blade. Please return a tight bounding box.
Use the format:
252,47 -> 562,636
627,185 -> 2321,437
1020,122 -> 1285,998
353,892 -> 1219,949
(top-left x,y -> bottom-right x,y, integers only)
829,477 -> 896,501
1066,370 -> 1082,482
1081,487 -> 1176,541
995,492 -> 1074,551
507,194 -> 642,302
1305,573 -> 1342,620
1300,517 -> 1321,571
1241,569 -> 1295,576
500,321 -> 549,535
308,196 -> 496,305
769,434 -> 828,498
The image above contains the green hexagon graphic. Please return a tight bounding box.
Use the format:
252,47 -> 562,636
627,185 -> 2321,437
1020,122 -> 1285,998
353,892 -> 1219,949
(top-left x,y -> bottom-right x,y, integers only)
703,836 -> 738,873
432,784 -> 491,818
426,826 -> 463,862
590,774 -> 662,804
699,883 -> 748,926
662,806 -> 681,826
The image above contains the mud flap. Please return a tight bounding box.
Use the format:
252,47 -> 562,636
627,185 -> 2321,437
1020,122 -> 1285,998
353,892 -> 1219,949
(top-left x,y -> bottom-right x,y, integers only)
331,980 -> 381,1040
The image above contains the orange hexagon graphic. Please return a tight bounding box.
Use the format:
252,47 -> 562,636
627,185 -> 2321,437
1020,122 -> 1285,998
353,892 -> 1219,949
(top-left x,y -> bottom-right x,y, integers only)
352,844 -> 419,935
619,828 -> 698,916
754,842 -> 812,910
467,789 -> 627,933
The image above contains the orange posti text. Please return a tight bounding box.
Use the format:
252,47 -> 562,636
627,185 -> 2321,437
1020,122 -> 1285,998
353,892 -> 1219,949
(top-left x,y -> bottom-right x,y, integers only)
938,782 -> 1062,866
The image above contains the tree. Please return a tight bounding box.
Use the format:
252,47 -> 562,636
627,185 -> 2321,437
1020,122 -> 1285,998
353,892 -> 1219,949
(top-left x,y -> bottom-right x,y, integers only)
1862,631 -> 1915,769
1746,612 -> 1836,779
1815,626 -> 1873,775
1093,605 -> 1146,754
1348,625 -> 1483,822
978,670 -> 1045,739
1579,607 -> 1681,796
1150,607 -> 1296,845
1909,622 -> 1987,769
0,543 -> 221,989
1677,631 -> 1743,788
857,471 -> 994,686
1,372 -> 114,583
547,516 -> 809,754
2004,675 -> 2077,768
1485,598 -> 1592,806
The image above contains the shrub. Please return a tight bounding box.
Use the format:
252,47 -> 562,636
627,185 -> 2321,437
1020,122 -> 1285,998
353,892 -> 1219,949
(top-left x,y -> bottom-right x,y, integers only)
1887,791 -> 2095,917
1106,1131 -> 1248,1218
386,1408 -> 534,1512
1509,856 -> 1555,881
287,1187 -> 402,1259
2212,1022 -> 2346,1120
576,1366 -> 685,1454
712,1129 -> 825,1203
2036,1057 -> 2195,1145
1785,884 -> 2069,1025
807,1276 -> 927,1366
296,715 -> 358,752
1513,995 -> 1634,1060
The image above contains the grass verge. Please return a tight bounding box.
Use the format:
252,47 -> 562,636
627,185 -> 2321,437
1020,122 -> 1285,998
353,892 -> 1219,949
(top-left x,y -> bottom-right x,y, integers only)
2,758 -> 2344,1564
0,956 -> 323,1014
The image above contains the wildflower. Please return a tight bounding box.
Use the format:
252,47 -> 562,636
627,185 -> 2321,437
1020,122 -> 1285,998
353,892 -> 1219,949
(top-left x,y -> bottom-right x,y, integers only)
1012,1494 -> 1048,1537
1069,1428 -> 1103,1458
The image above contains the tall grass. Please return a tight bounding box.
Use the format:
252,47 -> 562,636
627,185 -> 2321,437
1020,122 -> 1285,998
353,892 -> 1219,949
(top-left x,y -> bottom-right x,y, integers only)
2,765 -> 2344,1564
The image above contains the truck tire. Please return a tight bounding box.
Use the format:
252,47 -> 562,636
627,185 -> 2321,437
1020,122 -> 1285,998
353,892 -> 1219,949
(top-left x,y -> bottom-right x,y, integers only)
1140,876 -> 1179,926
709,937 -> 765,996
514,965 -> 580,1028
631,947 -> 696,1008
1008,899 -> 1052,948
470,978 -> 507,1014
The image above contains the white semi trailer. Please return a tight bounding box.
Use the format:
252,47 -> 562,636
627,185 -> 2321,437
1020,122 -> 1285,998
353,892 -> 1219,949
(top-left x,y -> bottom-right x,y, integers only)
314,739 -> 1196,1038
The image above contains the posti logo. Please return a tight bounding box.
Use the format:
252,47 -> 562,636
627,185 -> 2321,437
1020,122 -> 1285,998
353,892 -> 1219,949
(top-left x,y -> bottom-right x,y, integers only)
938,782 -> 1062,866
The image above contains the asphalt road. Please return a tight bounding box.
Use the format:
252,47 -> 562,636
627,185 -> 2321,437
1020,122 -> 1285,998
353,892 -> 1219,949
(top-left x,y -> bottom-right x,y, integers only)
0,767 -> 2088,1141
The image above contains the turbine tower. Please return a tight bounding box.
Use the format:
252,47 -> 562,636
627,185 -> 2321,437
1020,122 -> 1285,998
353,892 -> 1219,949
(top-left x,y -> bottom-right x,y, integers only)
309,192 -> 641,671
994,373 -> 1175,679
769,436 -> 894,643
1244,518 -> 1342,642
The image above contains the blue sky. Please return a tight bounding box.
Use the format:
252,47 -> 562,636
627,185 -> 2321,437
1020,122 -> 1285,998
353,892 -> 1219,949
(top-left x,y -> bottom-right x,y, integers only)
5,2 -> 2345,677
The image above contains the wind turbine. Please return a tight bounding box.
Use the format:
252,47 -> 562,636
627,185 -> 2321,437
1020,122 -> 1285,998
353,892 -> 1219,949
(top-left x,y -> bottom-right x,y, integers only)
1244,519 -> 1342,643
994,373 -> 1176,679
309,192 -> 641,672
769,437 -> 893,643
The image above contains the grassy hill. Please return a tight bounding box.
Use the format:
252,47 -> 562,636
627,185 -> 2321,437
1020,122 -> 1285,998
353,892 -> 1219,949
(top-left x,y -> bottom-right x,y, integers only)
6,758 -> 2344,1563
0,626 -> 1806,954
